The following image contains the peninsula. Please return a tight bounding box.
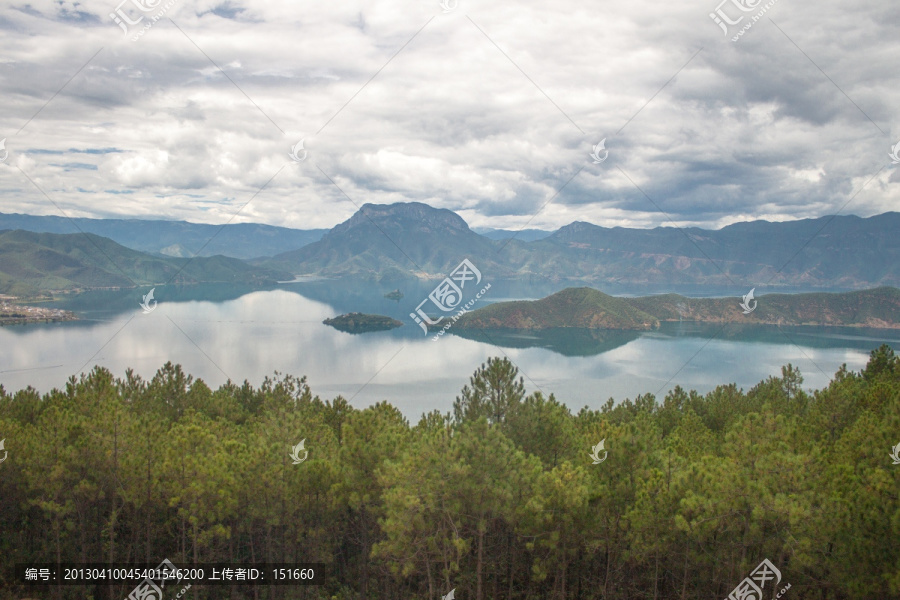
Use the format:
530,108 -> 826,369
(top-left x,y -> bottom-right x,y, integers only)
450,287 -> 900,331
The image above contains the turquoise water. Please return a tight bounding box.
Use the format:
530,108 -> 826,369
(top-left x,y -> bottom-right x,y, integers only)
1,281 -> 895,419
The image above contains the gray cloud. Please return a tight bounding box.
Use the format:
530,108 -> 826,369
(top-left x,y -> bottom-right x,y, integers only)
0,0 -> 897,232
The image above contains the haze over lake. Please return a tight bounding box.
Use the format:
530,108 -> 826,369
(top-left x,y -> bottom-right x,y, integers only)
2,280 -> 895,419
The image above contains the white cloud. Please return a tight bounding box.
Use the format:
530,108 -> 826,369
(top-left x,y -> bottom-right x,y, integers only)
0,0 -> 897,231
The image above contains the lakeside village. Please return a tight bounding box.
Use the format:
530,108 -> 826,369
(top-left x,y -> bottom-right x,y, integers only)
0,295 -> 76,325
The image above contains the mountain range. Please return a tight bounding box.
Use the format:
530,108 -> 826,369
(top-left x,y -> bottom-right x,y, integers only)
262,203 -> 900,289
473,227 -> 554,241
5,203 -> 899,290
0,212 -> 326,259
0,229 -> 291,296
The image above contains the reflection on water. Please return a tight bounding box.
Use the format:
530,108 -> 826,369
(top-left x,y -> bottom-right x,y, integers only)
452,328 -> 643,357
0,281 -> 896,420
452,319 -> 900,357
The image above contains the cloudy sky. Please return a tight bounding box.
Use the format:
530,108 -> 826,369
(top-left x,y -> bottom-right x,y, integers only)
0,0 -> 898,231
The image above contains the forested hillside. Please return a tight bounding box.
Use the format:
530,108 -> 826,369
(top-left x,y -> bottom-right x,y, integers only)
451,286 -> 900,330
0,229 -> 292,296
1,348 -> 898,600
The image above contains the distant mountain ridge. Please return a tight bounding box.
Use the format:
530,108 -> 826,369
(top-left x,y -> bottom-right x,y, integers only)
474,227 -> 554,242
0,229 -> 291,296
7,204 -> 900,289
263,203 -> 900,289
265,202 -> 515,280
0,212 -> 326,260
451,287 -> 900,330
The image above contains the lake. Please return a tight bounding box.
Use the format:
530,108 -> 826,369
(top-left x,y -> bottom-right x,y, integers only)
1,280 -> 896,420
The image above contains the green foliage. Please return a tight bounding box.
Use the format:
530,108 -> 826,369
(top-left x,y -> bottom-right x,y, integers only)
1,349 -> 898,600
453,357 -> 525,426
863,344 -> 899,382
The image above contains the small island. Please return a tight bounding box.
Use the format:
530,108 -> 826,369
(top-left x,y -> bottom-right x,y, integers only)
323,312 -> 403,334
0,298 -> 77,326
384,289 -> 403,300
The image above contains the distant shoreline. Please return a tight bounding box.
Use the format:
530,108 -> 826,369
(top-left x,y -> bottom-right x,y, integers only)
0,300 -> 77,325
451,286 -> 900,331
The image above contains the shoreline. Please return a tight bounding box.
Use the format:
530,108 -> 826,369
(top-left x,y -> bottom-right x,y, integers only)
0,301 -> 78,326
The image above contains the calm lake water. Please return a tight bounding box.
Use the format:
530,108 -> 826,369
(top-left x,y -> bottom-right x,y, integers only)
1,280 -> 896,420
